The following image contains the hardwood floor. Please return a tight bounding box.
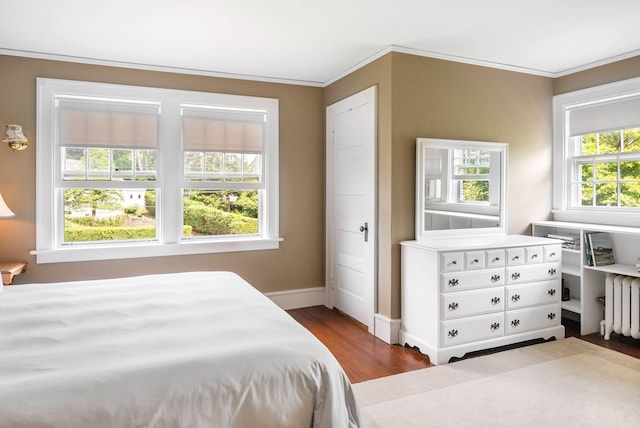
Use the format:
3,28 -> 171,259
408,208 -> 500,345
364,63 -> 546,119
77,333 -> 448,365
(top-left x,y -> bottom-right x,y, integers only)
288,306 -> 640,384
287,306 -> 431,383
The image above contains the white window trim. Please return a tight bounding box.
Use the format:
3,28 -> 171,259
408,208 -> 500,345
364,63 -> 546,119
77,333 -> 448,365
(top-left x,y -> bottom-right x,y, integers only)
552,76 -> 640,227
35,78 -> 281,264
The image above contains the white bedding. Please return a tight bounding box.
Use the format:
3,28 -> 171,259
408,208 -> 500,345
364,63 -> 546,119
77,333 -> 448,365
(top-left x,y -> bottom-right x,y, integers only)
0,271 -> 360,427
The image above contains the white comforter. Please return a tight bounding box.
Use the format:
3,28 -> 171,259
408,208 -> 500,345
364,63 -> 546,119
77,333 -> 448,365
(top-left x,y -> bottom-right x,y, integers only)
0,271 -> 360,427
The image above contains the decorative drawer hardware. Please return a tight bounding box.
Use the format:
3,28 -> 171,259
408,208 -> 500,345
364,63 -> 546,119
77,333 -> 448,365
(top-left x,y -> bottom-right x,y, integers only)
511,294 -> 521,302
531,254 -> 538,259
448,278 -> 459,287
472,258 -> 479,263
491,297 -> 501,305
548,268 -> 557,276
511,319 -> 520,327
448,302 -> 459,311
549,252 -> 556,258
547,289 -> 556,296
492,257 -> 500,262
448,329 -> 459,338
511,272 -> 521,280
451,260 -> 457,265
547,312 -> 556,320
512,255 -> 520,261
490,322 -> 500,331
491,274 -> 501,282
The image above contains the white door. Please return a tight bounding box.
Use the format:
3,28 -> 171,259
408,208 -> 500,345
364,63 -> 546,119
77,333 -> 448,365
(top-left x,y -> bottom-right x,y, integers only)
326,86 -> 377,333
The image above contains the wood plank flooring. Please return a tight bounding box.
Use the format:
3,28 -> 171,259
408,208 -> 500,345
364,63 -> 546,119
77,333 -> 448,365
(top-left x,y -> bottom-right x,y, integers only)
287,306 -> 431,383
288,306 -> 640,384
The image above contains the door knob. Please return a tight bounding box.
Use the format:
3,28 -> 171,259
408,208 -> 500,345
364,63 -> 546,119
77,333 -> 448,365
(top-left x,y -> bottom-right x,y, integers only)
359,222 -> 369,242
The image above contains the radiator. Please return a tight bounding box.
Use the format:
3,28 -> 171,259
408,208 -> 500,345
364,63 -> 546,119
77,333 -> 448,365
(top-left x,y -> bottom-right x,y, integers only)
604,273 -> 640,340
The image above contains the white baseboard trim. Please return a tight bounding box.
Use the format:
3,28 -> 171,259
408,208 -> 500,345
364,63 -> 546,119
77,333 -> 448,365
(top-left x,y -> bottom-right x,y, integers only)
265,287 -> 325,310
374,314 -> 402,344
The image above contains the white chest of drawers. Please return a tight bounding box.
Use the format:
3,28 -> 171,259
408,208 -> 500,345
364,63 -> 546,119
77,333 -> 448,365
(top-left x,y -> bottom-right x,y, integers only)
400,234 -> 565,365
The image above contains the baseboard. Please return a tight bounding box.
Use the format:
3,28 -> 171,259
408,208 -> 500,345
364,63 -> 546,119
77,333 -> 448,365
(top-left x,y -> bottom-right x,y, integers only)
265,286 -> 325,310
374,313 -> 401,344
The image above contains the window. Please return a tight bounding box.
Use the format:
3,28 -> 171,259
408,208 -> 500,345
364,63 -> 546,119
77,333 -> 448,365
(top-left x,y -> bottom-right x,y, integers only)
36,78 -> 280,263
452,149 -> 491,203
553,77 -> 640,226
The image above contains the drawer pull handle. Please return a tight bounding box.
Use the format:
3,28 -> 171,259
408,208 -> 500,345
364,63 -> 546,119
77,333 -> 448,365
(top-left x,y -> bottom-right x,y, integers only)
490,322 -> 500,331
511,272 -> 521,280
491,297 -> 501,305
451,260 -> 457,265
448,302 -> 459,311
550,252 -> 556,257
548,312 -> 556,320
448,329 -> 459,338
472,258 -> 479,263
491,274 -> 501,282
448,278 -> 459,287
493,257 -> 500,262
511,294 -> 521,302
548,268 -> 557,276
548,289 -> 556,296
531,254 -> 538,259
511,319 -> 520,327
512,255 -> 520,261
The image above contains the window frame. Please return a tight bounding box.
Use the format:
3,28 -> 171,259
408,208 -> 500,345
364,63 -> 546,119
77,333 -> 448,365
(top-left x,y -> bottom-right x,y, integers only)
36,78 -> 280,264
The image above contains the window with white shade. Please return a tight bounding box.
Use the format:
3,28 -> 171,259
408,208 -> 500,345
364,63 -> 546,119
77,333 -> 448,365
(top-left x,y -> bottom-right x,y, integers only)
36,78 -> 279,263
553,77 -> 640,226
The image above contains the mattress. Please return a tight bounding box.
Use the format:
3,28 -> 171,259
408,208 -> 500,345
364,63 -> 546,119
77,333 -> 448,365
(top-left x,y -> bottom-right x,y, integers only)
0,271 -> 360,427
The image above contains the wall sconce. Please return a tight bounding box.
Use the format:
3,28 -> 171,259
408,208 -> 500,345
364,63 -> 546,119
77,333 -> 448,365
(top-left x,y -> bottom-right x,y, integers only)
0,193 -> 15,218
3,124 -> 29,151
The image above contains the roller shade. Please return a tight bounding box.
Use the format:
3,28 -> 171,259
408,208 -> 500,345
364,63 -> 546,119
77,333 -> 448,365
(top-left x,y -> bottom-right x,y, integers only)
182,106 -> 265,152
569,95 -> 640,137
56,97 -> 160,148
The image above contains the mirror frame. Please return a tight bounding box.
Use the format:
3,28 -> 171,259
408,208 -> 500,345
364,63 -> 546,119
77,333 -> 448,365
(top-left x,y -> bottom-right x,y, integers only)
415,138 -> 508,239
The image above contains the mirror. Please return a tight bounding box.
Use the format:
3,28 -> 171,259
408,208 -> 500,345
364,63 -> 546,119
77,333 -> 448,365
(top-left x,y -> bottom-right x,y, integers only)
415,138 -> 507,239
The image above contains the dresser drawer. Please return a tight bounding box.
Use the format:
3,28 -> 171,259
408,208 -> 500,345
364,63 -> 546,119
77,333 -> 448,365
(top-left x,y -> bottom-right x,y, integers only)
441,288 -> 505,320
505,262 -> 560,284
441,313 -> 504,347
441,267 -> 504,292
505,304 -> 561,335
486,249 -> 505,267
465,251 -> 486,270
441,252 -> 464,272
525,246 -> 544,264
544,244 -> 562,262
506,247 -> 525,266
506,280 -> 561,310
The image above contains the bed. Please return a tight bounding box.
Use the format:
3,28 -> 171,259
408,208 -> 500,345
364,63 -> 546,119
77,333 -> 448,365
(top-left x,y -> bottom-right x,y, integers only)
0,271 -> 360,427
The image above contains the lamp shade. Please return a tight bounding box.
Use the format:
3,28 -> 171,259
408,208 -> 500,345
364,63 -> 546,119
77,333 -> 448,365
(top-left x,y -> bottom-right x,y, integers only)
0,193 -> 15,218
2,124 -> 29,150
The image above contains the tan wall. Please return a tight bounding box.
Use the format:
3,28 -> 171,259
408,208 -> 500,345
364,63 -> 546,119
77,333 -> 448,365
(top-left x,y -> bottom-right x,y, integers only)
554,56 -> 640,95
326,53 -> 554,319
0,55 -> 325,293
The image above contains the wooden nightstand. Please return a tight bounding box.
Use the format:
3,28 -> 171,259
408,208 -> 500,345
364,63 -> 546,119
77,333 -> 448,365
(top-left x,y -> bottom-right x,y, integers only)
0,261 -> 27,285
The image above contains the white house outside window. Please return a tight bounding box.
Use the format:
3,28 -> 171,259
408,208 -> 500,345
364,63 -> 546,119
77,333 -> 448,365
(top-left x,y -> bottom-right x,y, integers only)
36,78 -> 280,264
553,77 -> 640,226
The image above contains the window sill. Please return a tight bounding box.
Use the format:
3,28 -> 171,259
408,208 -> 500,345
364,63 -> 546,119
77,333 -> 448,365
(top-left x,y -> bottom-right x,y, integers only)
31,237 -> 283,264
552,210 -> 640,228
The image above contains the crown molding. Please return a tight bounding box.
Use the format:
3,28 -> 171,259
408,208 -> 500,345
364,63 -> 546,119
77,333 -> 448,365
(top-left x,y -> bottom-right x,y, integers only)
3,45 -> 640,88
0,48 -> 325,87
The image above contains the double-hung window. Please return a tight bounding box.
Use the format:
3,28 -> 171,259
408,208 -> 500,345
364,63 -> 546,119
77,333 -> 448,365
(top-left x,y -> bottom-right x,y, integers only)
36,78 -> 280,263
553,77 -> 640,226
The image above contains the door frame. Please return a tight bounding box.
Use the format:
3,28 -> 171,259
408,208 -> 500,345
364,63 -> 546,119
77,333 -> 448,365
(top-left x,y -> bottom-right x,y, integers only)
325,85 -> 377,333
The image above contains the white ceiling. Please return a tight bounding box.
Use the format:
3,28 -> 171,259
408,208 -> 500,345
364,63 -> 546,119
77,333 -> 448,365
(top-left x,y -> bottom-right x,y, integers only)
2,0 -> 640,86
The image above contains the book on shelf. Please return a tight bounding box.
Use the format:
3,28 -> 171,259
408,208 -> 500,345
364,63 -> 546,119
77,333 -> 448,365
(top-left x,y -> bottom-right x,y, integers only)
583,232 -> 593,266
547,233 -> 581,250
585,231 -> 615,267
